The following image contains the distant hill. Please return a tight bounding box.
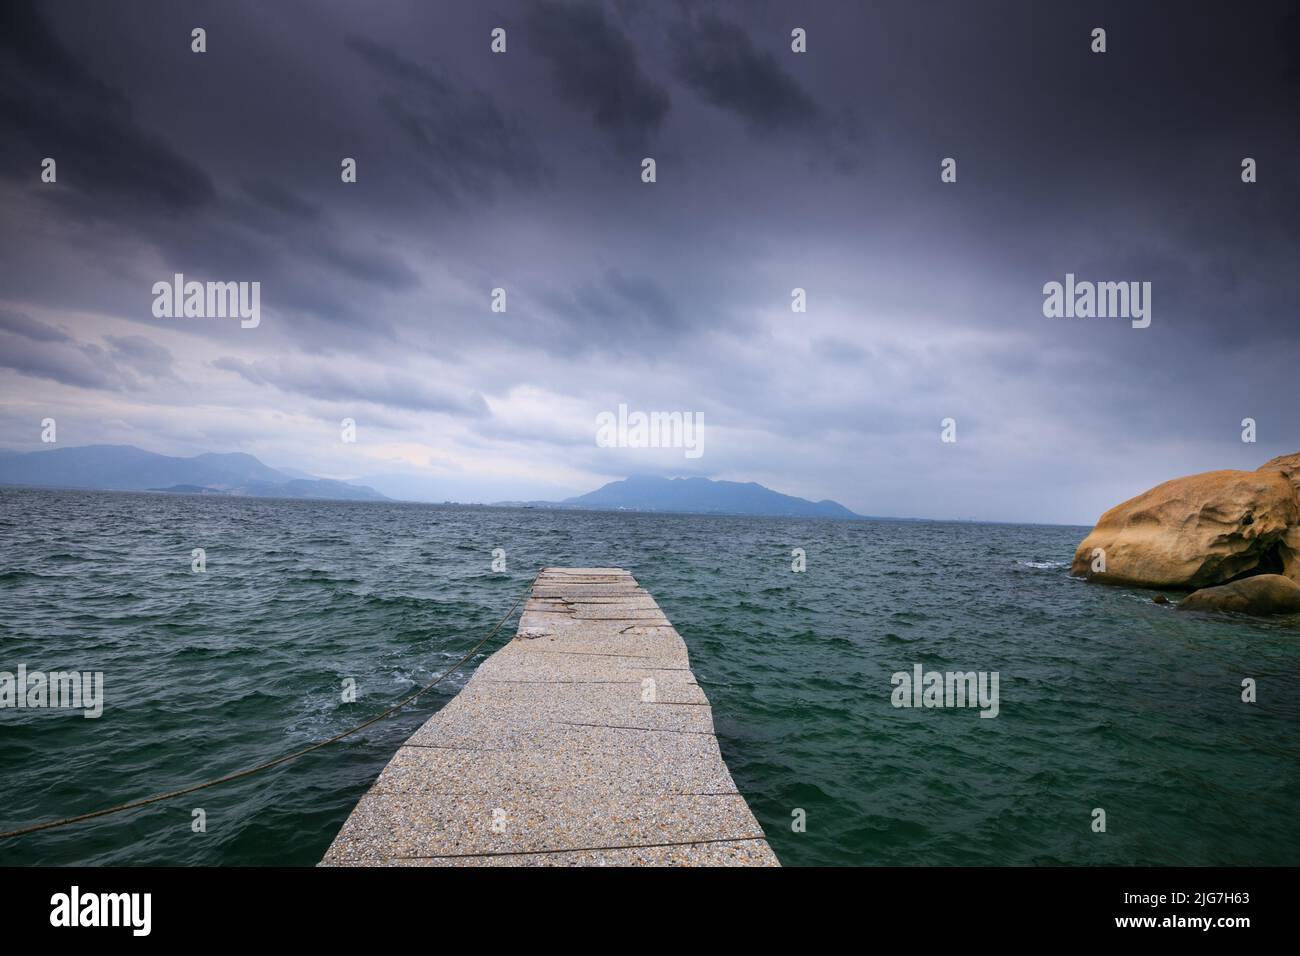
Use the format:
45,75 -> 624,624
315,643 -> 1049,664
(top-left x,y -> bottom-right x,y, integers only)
0,445 -> 389,502
149,479 -> 388,501
500,475 -> 860,518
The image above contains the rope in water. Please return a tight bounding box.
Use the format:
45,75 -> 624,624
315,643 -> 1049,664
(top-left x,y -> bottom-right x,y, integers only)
0,573 -> 538,841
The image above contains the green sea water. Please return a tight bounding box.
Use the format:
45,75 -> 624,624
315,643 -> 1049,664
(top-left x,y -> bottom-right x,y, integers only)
1,487 -> 1296,866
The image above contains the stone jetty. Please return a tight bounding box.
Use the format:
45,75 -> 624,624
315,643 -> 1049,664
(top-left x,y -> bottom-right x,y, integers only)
321,568 -> 779,866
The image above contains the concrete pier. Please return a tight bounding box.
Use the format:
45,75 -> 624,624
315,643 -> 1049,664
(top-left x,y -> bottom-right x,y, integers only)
321,568 -> 779,866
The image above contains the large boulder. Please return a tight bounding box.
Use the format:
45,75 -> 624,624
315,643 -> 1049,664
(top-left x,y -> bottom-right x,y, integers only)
1071,453 -> 1300,588
1259,451 -> 1300,498
1179,574 -> 1300,615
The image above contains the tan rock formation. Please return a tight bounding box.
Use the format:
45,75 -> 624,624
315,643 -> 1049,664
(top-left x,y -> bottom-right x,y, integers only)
1178,574 -> 1300,615
1259,451 -> 1300,498
1072,453 -> 1300,589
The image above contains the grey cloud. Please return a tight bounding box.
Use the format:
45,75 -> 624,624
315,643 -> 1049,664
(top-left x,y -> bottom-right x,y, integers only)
536,269 -> 698,355
0,309 -> 72,343
0,6 -> 416,348
304,234 -> 420,291
525,0 -> 671,154
0,333 -> 117,390
240,180 -> 323,223
211,357 -> 267,386
211,356 -> 489,417
149,212 -> 415,340
811,337 -> 870,365
668,11 -> 858,167
671,14 -> 817,133
602,270 -> 683,330
226,186 -> 418,295
105,335 -> 176,380
349,37 -> 543,202
0,327 -> 172,391
0,2 -> 215,212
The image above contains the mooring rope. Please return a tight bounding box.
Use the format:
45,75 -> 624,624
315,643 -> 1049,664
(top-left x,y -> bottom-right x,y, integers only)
0,573 -> 538,841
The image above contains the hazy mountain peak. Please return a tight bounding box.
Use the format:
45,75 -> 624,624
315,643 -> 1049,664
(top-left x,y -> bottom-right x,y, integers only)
0,445 -> 388,501
552,475 -> 860,518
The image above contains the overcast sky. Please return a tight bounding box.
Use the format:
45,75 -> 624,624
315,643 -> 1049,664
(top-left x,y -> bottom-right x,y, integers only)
1,0 -> 1297,523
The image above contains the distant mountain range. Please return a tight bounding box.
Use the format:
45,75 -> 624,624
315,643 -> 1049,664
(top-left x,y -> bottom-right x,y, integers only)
498,475 -> 861,518
0,445 -> 388,501
0,447 -> 857,516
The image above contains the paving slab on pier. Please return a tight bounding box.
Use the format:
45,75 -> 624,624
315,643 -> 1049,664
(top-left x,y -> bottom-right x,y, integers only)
321,568 -> 779,867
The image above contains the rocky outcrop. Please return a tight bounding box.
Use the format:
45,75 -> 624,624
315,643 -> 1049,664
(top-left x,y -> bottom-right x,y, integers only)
1178,574 -> 1300,615
1072,453 -> 1300,590
1258,451 -> 1300,498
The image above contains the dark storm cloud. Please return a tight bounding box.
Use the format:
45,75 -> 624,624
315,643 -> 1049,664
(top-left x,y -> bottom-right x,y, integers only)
0,3 -> 419,353
1283,5 -> 1300,88
217,188 -> 421,314
127,217 -> 412,344
0,2 -> 214,212
240,180 -> 323,223
671,14 -> 817,133
349,37 -> 543,202
524,0 -> 671,153
667,10 -> 858,167
225,184 -> 422,305
2,0 -> 1299,520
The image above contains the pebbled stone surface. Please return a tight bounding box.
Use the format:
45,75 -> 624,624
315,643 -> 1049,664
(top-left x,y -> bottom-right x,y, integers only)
321,568 -> 779,867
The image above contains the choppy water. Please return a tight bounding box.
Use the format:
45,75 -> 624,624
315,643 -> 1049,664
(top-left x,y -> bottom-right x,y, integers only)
1,487 -> 1296,866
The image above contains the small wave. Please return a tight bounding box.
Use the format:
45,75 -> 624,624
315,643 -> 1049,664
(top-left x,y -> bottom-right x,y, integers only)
1018,560 -> 1068,569
0,569 -> 49,582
